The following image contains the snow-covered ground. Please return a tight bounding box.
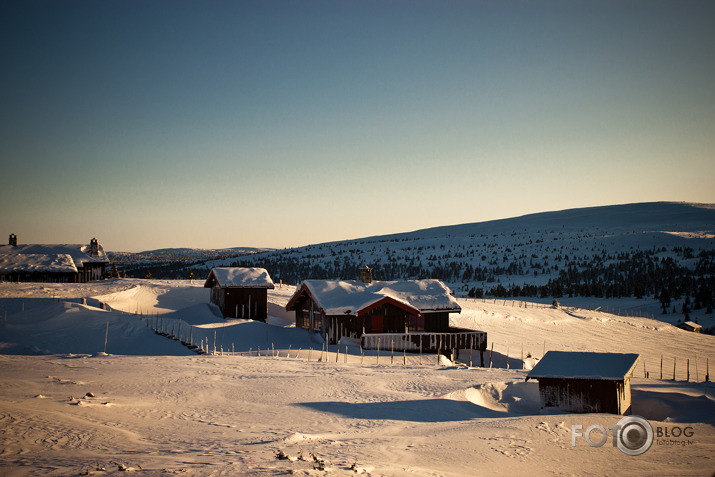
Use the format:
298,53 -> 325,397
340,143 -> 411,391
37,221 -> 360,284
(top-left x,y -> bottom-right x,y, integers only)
1,279 -> 713,476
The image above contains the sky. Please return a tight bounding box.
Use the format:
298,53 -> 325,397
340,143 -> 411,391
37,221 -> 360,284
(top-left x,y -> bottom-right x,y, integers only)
1,0 -> 714,252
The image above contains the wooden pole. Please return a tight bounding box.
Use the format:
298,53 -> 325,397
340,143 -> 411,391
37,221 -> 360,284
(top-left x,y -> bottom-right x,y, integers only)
687,359 -> 690,382
673,356 -> 676,381
506,345 -> 510,369
391,339 -> 394,365
695,357 -> 699,382
470,336 -> 473,367
103,321 -> 109,353
660,355 -> 663,380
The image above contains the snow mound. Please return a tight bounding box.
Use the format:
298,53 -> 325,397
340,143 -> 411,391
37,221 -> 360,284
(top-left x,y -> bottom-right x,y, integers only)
464,381 -> 541,415
632,384 -> 715,424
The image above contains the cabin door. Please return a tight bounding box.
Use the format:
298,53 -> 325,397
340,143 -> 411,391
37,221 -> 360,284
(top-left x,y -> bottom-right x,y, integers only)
371,315 -> 384,333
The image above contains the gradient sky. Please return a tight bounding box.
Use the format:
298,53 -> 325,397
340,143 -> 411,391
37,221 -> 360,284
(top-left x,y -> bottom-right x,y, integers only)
2,1 -> 714,252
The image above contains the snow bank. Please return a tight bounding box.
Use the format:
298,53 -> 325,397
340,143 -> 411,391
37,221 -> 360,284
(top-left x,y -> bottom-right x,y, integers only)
464,381 -> 541,414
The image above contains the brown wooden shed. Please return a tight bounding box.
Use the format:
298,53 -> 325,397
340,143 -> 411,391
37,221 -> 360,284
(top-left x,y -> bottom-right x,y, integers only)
676,321 -> 702,333
204,267 -> 274,320
526,351 -> 640,415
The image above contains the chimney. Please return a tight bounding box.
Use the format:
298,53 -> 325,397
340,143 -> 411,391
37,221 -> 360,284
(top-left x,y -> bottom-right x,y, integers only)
9,233 -> 17,247
359,265 -> 373,284
90,238 -> 99,256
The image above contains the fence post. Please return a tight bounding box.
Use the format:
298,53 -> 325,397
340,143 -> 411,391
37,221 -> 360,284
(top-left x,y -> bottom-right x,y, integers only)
470,336 -> 473,367
377,339 -> 380,365
695,357 -> 699,382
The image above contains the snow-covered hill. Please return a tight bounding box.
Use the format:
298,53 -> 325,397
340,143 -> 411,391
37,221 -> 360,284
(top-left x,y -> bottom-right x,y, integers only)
223,202 -> 715,329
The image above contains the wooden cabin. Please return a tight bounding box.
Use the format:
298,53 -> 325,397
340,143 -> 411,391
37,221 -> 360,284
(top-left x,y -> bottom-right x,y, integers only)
526,351 -> 640,415
676,321 -> 702,333
0,235 -> 108,283
285,278 -> 486,355
204,267 -> 274,320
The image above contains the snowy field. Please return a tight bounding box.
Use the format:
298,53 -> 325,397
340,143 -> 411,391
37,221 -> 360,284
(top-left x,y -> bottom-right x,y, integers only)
1,279 -> 713,476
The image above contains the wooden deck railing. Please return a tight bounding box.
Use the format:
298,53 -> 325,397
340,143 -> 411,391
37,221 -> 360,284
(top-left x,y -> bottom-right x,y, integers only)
360,328 -> 486,352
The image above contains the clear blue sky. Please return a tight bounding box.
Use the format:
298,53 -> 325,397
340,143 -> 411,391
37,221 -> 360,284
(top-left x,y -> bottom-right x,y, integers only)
2,0 -> 714,252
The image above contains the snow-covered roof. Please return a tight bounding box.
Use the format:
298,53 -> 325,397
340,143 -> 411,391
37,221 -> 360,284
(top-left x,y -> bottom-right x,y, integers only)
286,279 -> 461,316
0,242 -> 109,272
526,351 -> 640,381
680,321 -> 702,329
204,267 -> 275,289
0,253 -> 78,273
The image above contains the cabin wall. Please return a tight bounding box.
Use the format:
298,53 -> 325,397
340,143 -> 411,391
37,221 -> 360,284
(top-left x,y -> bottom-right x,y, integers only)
362,303 -> 413,334
538,378 -> 627,414
422,312 -> 451,332
212,287 -> 268,320
293,296 -> 325,333
0,271 -> 77,283
78,263 -> 106,283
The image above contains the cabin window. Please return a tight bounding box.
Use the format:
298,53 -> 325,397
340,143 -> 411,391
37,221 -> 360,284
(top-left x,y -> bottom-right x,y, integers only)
313,312 -> 323,331
371,315 -> 384,333
300,310 -> 310,329
408,314 -> 424,332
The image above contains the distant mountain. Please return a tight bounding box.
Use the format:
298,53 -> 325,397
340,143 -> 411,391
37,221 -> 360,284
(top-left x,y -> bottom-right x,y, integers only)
107,247 -> 273,279
228,202 -> 714,321
138,247 -> 274,257
358,201 -> 715,241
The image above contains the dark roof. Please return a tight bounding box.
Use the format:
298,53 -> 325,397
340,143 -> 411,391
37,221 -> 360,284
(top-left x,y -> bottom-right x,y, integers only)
526,351 -> 640,381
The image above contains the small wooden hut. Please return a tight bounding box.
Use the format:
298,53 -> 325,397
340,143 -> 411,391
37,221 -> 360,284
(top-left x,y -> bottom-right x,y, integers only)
676,321 -> 702,333
204,267 -> 274,320
526,351 -> 640,415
